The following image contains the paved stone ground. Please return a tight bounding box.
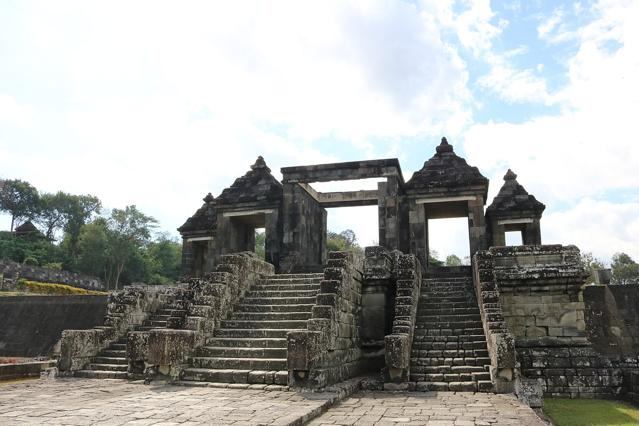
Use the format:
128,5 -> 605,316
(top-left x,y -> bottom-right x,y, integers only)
0,378 -> 335,425
0,379 -> 547,426
308,391 -> 547,426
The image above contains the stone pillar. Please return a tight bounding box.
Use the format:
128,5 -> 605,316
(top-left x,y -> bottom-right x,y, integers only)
378,177 -> 400,251
181,238 -> 195,276
489,219 -> 506,247
408,200 -> 428,269
467,195 -> 487,255
522,219 -> 542,245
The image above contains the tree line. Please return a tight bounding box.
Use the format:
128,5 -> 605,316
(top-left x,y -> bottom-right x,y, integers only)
0,179 -> 181,289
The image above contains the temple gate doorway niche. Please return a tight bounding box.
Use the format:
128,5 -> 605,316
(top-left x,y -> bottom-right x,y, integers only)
427,216 -> 470,266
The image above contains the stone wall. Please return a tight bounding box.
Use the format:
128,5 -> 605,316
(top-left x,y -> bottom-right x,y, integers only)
382,252 -> 422,386
472,250 -> 516,393
137,252 -> 274,374
0,295 -> 107,357
287,251 -> 366,388
0,260 -> 104,290
480,244 -> 639,398
58,285 -> 172,372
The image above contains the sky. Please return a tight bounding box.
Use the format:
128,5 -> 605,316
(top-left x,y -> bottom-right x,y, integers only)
1,0 -> 638,264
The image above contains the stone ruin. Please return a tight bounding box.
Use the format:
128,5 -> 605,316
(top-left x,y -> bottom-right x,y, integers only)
58,138 -> 639,406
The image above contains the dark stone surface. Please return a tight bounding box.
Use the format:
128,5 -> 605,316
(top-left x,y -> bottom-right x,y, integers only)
486,170 -> 545,218
404,138 -> 488,198
0,295 -> 107,356
177,193 -> 217,234
217,156 -> 283,205
0,260 -> 104,290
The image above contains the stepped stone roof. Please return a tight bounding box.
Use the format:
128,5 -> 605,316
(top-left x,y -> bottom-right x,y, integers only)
404,137 -> 489,198
177,193 -> 217,234
217,156 -> 283,206
486,169 -> 545,218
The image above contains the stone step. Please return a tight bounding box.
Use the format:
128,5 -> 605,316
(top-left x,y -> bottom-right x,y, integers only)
220,319 -> 308,330
180,368 -> 288,385
231,311 -> 312,321
241,296 -> 317,305
148,314 -> 171,321
411,371 -> 491,383
423,277 -> 471,282
265,274 -> 323,280
409,357 -> 490,367
110,344 -> 127,351
410,365 -> 487,374
75,370 -> 128,379
419,308 -> 480,316
235,303 -> 315,313
252,283 -> 321,291
245,289 -> 319,298
89,363 -> 128,372
415,321 -> 484,330
422,291 -> 469,298
420,302 -> 478,310
205,337 -> 287,348
412,381 -> 478,392
215,328 -> 300,339
412,334 -> 487,343
101,349 -> 126,358
197,347 -> 287,358
413,327 -> 485,336
411,349 -> 489,358
92,356 -> 128,365
189,357 -> 287,371
412,341 -> 488,351
419,296 -> 473,304
143,320 -> 168,327
417,314 -> 481,322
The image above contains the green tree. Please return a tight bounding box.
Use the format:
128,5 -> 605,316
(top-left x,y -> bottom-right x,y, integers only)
0,179 -> 40,232
254,230 -> 266,259
63,194 -> 101,257
611,252 -> 639,285
581,252 -> 606,284
326,229 -> 362,254
105,205 -> 157,290
427,250 -> 444,267
445,254 -> 462,266
35,191 -> 75,240
145,235 -> 182,284
75,218 -> 109,280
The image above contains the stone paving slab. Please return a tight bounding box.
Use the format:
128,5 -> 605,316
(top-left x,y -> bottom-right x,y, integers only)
0,378 -> 337,425
307,391 -> 548,426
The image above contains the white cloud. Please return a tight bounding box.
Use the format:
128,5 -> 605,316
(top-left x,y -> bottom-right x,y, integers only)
0,94 -> 32,127
464,0 -> 639,261
537,8 -> 564,40
544,198 -> 639,261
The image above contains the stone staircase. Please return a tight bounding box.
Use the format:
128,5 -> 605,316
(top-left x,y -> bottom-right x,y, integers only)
75,306 -> 185,379
410,274 -> 493,391
180,273 -> 323,385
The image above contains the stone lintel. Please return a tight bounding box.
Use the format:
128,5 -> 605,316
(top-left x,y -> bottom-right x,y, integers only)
186,236 -> 215,242
222,208 -> 276,217
497,218 -> 534,225
415,195 -> 477,204
281,158 -> 404,185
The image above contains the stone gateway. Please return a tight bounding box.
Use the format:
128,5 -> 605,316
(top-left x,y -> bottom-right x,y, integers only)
58,138 -> 639,407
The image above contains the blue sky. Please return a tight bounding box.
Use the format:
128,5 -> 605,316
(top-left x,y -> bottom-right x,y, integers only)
1,0 -> 638,263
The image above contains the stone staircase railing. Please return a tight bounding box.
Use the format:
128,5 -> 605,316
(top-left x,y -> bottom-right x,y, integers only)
58,285 -> 174,373
287,251 -> 364,389
129,252 -> 274,379
472,250 -> 516,393
383,253 -> 421,387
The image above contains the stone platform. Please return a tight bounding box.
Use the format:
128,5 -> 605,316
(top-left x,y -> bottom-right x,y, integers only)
0,379 -> 547,425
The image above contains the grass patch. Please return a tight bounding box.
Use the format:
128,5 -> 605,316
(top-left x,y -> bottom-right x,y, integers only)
544,398 -> 639,426
16,279 -> 107,295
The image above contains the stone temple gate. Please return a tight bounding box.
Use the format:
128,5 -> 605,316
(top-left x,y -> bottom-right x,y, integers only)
59,137 -> 639,405
178,138 -> 546,276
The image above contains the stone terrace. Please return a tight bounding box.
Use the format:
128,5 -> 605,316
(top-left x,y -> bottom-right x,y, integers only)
0,379 -> 548,425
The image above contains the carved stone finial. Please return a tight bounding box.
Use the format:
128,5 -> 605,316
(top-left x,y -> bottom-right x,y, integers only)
504,169 -> 518,181
251,156 -> 270,172
436,137 -> 453,154
203,192 -> 215,203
